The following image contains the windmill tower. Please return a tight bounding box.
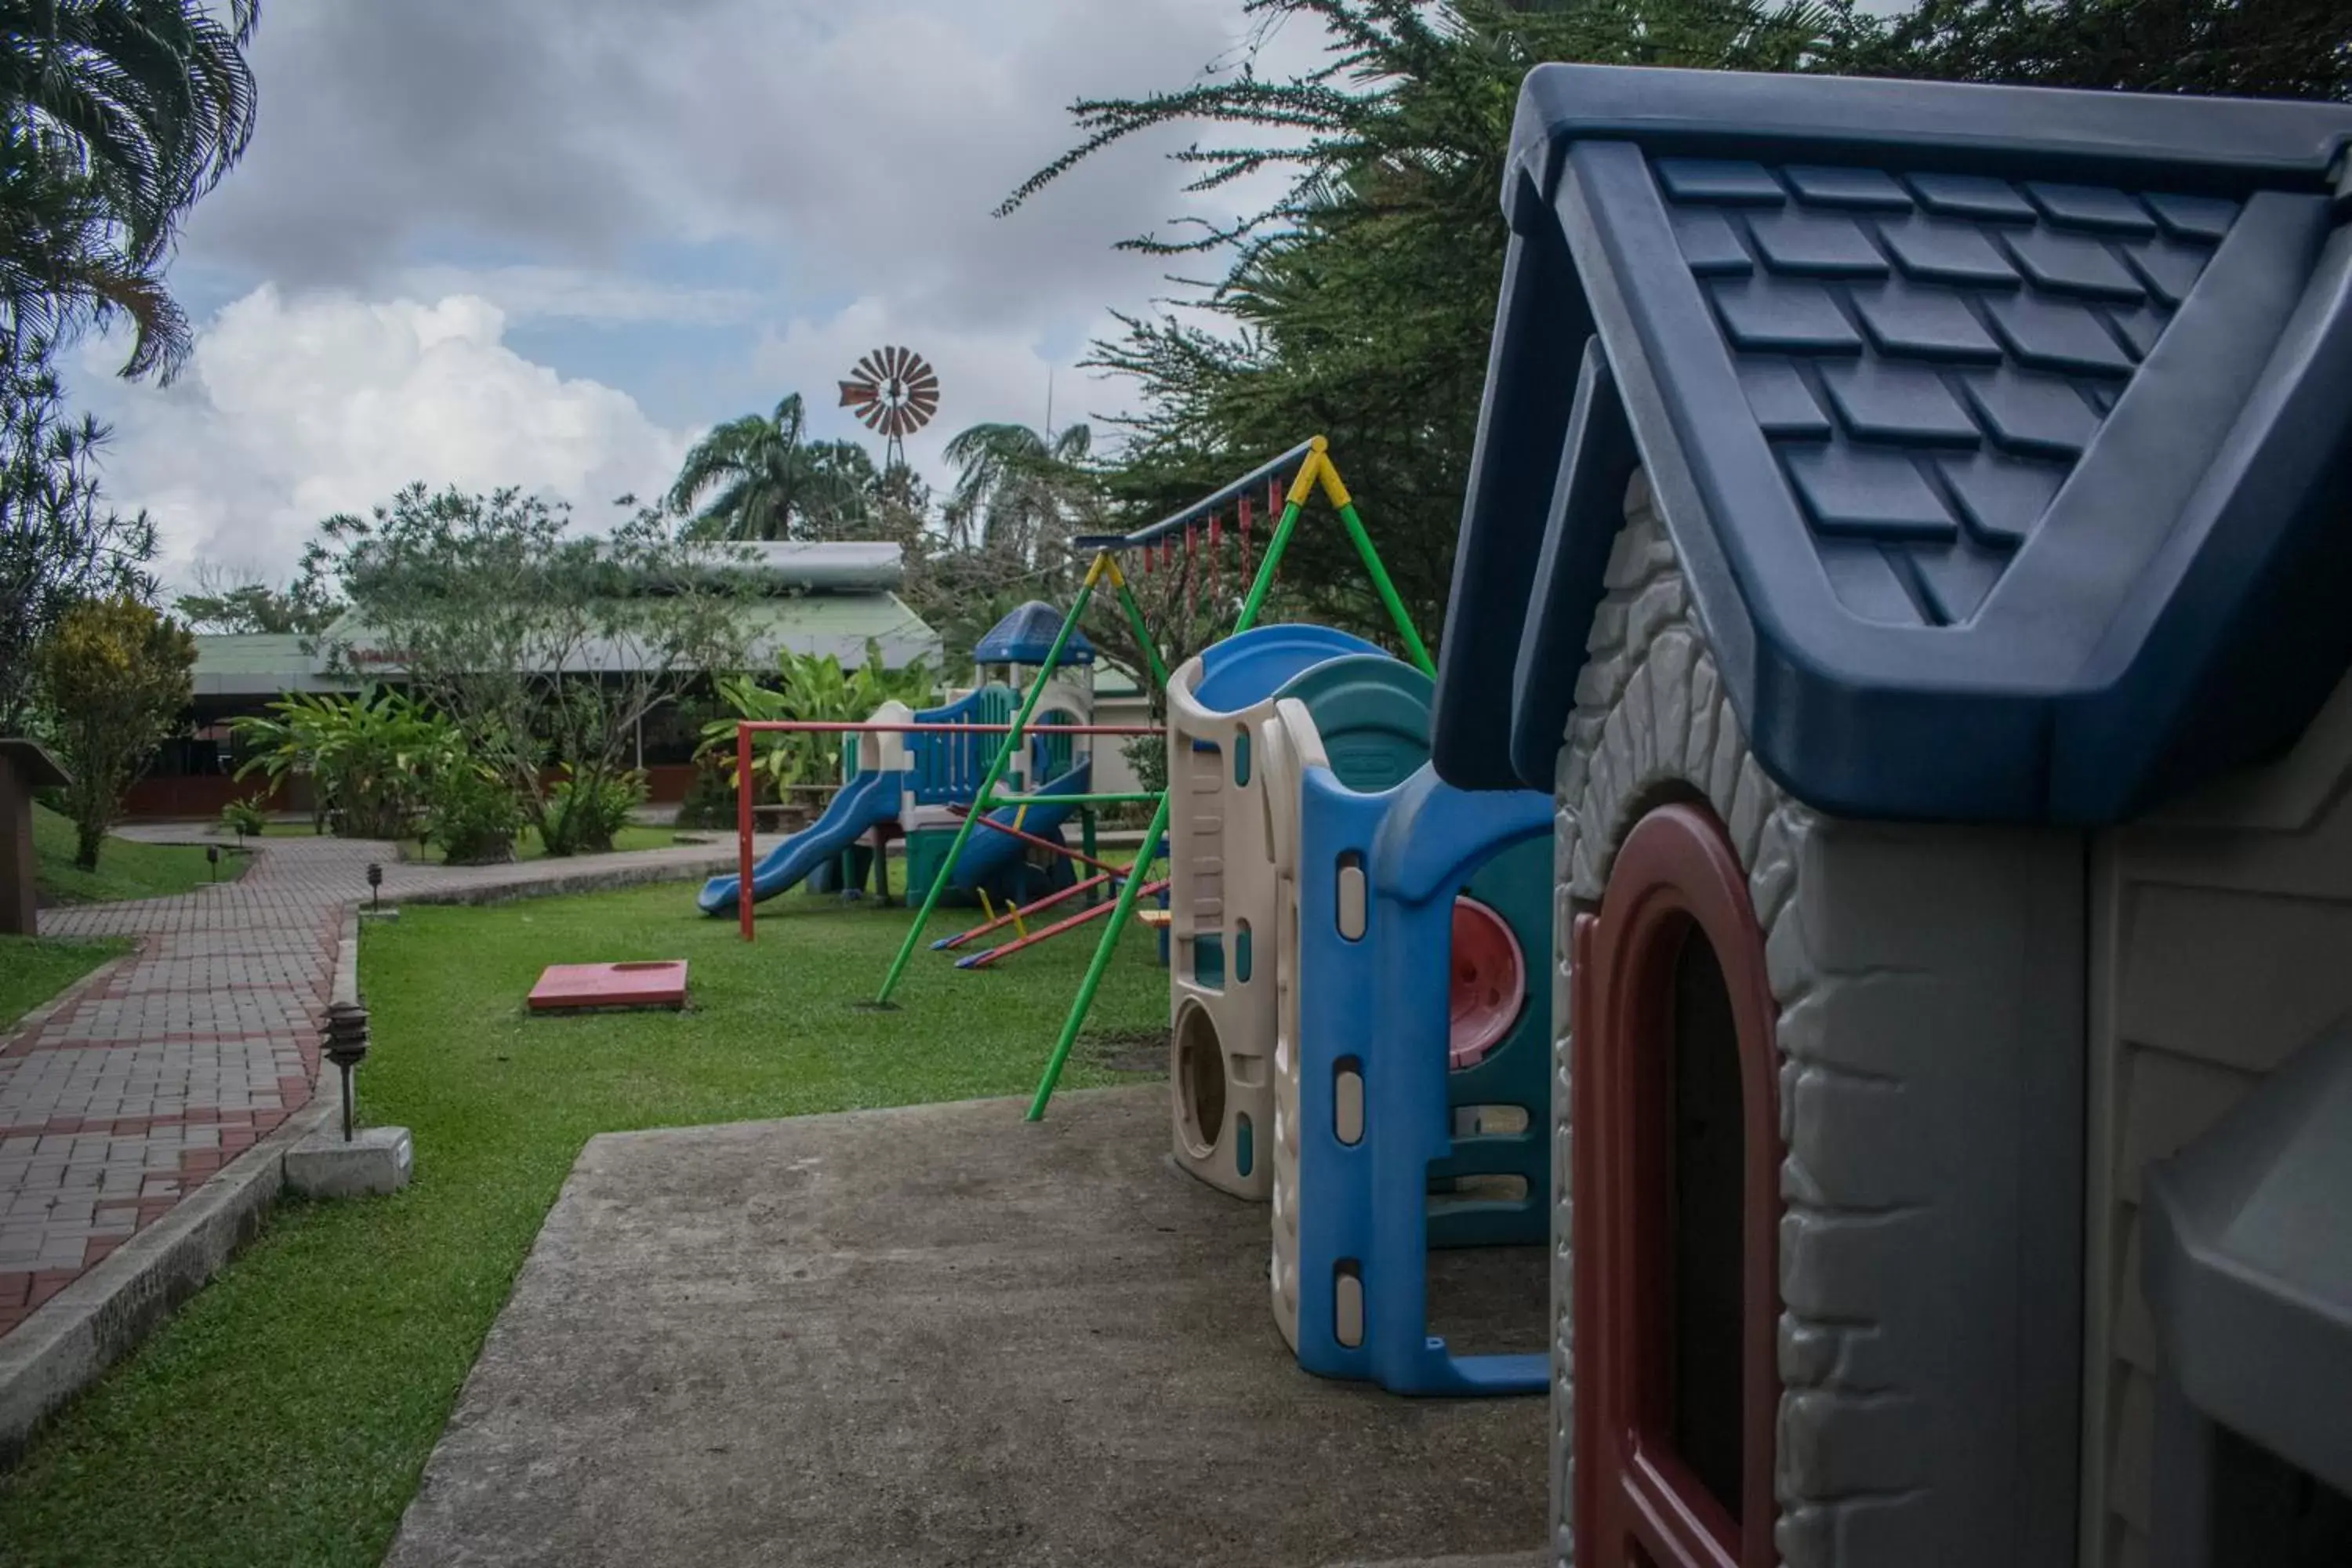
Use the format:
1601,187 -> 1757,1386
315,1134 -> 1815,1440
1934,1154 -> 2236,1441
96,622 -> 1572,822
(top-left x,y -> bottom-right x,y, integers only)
837,345 -> 938,472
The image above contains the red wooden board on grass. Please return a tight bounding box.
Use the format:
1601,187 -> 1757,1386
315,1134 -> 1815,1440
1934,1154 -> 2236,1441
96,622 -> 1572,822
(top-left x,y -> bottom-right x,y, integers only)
528,961 -> 689,1012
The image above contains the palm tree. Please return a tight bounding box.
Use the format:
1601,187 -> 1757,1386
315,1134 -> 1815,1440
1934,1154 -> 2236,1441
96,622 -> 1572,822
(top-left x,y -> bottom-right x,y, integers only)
668,393 -> 874,542
942,422 -> 1097,564
0,0 -> 262,380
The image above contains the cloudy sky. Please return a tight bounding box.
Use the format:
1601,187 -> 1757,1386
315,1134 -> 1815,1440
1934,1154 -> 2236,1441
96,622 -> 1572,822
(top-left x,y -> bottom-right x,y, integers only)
67,1 -> 1327,591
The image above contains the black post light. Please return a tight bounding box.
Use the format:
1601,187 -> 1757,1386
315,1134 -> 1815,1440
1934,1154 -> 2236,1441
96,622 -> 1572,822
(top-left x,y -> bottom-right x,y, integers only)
324,1000 -> 369,1142
365,861 -> 383,912
205,844 -> 220,882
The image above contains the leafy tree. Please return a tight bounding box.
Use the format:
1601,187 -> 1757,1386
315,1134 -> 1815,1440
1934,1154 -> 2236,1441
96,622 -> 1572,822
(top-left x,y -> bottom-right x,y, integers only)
1003,0 -> 1848,648
0,350 -> 153,731
668,392 -> 874,542
1842,0 -> 2352,100
37,592 -> 192,868
174,562 -> 339,635
1014,0 -> 2347,655
0,0 -> 263,379
301,484 -> 756,853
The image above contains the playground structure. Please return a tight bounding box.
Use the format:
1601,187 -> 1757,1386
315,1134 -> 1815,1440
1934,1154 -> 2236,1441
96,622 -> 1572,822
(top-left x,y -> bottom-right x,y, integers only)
702,434 -> 1555,1399
700,604 -> 1142,923
848,434 -> 1555,1395
1260,683 -> 1554,1394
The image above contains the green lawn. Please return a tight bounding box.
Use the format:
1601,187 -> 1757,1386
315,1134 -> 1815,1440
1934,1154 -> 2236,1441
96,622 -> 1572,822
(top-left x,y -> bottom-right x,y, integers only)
33,804 -> 246,906
0,934 -> 131,1033
0,877 -> 1167,1567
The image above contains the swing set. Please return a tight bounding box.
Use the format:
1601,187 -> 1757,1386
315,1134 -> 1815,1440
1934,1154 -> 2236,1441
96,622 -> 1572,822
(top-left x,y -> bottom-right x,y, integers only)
858,434 -> 1432,1121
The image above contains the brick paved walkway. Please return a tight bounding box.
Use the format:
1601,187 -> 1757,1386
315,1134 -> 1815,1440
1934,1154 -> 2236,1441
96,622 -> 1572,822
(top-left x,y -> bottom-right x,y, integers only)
2,830 -> 742,1338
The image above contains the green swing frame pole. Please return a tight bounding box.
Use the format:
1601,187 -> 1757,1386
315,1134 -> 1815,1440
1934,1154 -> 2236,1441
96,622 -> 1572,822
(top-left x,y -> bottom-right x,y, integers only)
1025,481 -> 1314,1121
978,790 -> 1162,808
871,568 -> 1103,1006
1338,500 -> 1434,675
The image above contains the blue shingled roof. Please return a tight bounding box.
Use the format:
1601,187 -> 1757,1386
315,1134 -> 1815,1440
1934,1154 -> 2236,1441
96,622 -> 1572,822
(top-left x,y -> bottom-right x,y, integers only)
1430,67 -> 2352,825
973,600 -> 1094,666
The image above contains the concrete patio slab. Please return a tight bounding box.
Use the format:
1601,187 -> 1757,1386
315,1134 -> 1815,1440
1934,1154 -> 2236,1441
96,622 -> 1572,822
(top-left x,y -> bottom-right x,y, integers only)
384,1086 -> 1548,1568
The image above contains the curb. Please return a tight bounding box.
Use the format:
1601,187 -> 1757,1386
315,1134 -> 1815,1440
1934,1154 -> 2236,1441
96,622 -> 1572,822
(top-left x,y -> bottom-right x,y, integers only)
394,851 -> 740,908
0,913 -> 355,1467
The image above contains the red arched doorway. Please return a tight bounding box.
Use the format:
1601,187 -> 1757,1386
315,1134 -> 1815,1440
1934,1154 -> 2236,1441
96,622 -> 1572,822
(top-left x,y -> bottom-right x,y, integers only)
1571,802 -> 1781,1568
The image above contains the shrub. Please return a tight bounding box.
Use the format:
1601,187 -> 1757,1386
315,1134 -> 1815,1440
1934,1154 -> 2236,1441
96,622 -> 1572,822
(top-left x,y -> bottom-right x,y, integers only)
229,688 -> 457,840
38,596 -> 197,869
425,766 -> 524,865
218,796 -> 270,840
673,760 -> 738,830
539,767 -> 645,856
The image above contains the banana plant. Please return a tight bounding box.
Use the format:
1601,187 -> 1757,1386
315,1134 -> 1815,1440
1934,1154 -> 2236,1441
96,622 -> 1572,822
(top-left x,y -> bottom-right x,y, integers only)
696,641 -> 936,800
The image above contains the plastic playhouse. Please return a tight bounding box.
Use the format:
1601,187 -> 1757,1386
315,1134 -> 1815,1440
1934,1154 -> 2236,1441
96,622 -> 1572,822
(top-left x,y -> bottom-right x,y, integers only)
1427,64 -> 2352,1568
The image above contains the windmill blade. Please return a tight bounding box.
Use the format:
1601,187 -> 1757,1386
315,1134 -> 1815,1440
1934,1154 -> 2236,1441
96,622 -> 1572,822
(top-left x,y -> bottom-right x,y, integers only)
854,351 -> 889,384
838,379 -> 877,408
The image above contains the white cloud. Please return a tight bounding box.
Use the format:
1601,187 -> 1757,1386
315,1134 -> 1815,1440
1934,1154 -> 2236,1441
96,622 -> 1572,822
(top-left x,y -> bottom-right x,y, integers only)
391,266 -> 769,328
80,286 -> 689,593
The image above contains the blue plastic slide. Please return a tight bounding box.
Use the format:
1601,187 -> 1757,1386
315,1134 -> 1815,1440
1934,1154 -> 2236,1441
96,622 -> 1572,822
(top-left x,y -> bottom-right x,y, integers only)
947,760 -> 1092,889
697,767 -> 902,916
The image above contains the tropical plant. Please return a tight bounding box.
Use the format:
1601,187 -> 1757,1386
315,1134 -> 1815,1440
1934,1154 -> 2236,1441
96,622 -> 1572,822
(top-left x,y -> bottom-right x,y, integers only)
0,0 -> 263,379
229,686 -> 463,841
36,593 -> 193,868
299,484 -> 754,844
217,793 -> 267,840
667,392 -> 875,542
698,641 -> 937,801
539,764 -> 646,857
941,421 -> 1100,569
423,760 -> 525,865
0,350 -> 154,730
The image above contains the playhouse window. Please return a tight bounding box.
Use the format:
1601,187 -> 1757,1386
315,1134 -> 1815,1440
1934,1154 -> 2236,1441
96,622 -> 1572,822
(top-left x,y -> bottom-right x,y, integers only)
1668,925 -> 1746,1522
1574,800 -> 1777,1568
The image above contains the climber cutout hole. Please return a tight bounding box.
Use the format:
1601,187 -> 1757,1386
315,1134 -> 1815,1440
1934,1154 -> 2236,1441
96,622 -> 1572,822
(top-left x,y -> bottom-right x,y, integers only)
1334,1056 -> 1365,1145
1174,1001 -> 1227,1160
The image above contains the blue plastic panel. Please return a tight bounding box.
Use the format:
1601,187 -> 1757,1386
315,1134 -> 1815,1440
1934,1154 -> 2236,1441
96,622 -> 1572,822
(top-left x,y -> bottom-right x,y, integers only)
1288,764 -> 1553,1395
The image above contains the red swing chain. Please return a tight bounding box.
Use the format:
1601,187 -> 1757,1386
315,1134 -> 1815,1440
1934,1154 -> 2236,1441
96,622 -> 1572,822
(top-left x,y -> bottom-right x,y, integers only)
1207,511 -> 1222,610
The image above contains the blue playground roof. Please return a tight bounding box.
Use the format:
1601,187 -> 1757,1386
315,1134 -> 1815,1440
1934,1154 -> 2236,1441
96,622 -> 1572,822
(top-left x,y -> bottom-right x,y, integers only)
973,601 -> 1094,666
1430,67 -> 2352,825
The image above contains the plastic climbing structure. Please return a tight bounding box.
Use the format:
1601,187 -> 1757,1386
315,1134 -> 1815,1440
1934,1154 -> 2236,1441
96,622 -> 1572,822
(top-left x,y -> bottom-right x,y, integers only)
862,434 -> 1435,1126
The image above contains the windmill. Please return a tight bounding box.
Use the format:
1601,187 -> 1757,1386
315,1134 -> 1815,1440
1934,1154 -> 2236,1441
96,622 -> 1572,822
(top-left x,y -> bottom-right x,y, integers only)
837,345 -> 938,472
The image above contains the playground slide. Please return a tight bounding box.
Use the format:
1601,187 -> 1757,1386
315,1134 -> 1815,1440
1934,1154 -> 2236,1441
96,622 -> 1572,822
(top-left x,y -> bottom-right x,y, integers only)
948,760 -> 1093,889
697,767 -> 901,916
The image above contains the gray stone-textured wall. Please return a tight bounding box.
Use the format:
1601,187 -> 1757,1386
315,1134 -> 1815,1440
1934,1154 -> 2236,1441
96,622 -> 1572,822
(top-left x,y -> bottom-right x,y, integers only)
1549,471 -> 2086,1568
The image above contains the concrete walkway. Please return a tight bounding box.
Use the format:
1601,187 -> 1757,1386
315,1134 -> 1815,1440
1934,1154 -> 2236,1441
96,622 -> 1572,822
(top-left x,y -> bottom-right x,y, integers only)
2,828 -> 745,1341
384,1087 -> 1548,1568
